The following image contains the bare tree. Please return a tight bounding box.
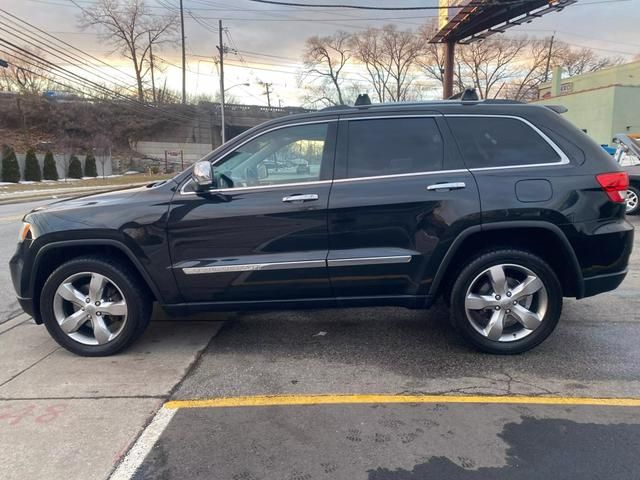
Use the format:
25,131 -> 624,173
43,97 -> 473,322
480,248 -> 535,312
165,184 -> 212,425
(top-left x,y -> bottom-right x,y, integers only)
416,21 -> 466,95
503,37 -> 560,101
351,28 -> 390,103
457,37 -> 528,99
79,0 -> 177,102
352,25 -> 422,102
302,31 -> 352,106
0,49 -> 53,94
416,23 -> 446,87
380,25 -> 423,102
557,43 -> 624,77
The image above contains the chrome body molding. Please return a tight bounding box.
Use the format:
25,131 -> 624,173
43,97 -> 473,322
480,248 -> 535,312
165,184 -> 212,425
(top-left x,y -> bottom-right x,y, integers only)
182,255 -> 413,275
332,169 -> 469,184
183,260 -> 326,275
327,256 -> 413,267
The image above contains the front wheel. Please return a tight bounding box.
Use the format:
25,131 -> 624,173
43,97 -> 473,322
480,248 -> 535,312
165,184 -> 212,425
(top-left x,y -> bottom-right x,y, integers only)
40,256 -> 152,356
450,249 -> 562,354
626,186 -> 640,215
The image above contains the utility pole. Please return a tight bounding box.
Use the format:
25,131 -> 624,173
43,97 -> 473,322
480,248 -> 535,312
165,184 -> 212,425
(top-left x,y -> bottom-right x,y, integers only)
443,41 -> 455,99
179,0 -> 186,104
217,19 -> 226,144
148,31 -> 157,104
261,81 -> 273,108
544,33 -> 556,83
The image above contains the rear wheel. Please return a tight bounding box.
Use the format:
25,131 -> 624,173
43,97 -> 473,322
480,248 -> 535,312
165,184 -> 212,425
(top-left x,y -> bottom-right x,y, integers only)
450,249 -> 562,354
40,256 -> 152,356
626,186 -> 640,215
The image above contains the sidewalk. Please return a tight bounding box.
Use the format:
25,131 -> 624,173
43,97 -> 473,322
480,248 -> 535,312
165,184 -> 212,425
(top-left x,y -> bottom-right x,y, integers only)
0,311 -> 225,480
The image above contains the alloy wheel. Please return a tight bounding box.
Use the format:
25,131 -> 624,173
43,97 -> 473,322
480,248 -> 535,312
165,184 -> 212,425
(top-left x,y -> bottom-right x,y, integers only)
464,264 -> 548,342
626,189 -> 638,214
53,272 -> 128,346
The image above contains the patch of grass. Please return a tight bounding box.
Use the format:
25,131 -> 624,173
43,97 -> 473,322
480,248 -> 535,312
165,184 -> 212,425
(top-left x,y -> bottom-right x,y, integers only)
0,173 -> 174,194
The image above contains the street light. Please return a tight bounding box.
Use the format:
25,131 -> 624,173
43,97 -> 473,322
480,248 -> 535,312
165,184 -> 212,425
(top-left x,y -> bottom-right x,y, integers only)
220,82 -> 250,145
225,82 -> 250,93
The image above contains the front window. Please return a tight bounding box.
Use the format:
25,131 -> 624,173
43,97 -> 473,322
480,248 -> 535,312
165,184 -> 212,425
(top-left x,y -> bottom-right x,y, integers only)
211,123 -> 330,189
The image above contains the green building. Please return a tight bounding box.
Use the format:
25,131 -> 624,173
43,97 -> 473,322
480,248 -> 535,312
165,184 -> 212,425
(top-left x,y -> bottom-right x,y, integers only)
534,61 -> 640,145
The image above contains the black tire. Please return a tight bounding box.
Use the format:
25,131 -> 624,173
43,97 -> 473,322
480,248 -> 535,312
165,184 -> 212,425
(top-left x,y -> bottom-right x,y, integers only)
40,256 -> 152,356
450,249 -> 562,355
626,186 -> 640,215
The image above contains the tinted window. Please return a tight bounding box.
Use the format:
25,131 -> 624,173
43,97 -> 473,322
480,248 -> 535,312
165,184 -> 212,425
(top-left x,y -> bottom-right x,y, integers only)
213,123 -> 330,189
346,118 -> 443,178
448,117 -> 560,169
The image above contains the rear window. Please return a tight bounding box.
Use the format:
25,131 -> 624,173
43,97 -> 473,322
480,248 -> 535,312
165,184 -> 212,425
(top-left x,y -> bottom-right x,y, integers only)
448,116 -> 561,169
346,117 -> 443,178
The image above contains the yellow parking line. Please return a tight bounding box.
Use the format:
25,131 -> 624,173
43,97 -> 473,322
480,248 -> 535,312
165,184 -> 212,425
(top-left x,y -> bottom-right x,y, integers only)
164,394 -> 640,410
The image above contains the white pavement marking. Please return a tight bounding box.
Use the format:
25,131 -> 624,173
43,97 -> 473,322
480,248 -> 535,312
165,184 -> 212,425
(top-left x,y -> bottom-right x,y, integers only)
109,406 -> 177,480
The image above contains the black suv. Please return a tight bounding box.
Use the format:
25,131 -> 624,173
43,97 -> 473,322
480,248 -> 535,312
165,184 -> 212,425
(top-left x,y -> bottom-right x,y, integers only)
10,101 -> 634,356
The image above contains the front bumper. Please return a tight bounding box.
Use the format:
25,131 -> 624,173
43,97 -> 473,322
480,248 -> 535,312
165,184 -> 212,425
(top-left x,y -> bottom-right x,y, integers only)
10,240 -> 39,322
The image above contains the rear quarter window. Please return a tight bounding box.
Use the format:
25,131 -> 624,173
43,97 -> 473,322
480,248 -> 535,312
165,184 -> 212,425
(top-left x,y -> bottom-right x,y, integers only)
447,116 -> 561,169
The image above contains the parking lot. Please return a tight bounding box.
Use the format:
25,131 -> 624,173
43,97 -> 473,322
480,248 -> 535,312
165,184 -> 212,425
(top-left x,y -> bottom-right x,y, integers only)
1,211 -> 639,480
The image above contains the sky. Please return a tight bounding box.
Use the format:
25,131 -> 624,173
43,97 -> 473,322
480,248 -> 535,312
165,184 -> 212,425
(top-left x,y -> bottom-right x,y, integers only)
1,0 -> 639,106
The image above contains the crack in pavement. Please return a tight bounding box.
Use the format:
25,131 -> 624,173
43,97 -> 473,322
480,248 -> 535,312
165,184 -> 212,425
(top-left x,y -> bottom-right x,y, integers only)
397,372 -> 561,398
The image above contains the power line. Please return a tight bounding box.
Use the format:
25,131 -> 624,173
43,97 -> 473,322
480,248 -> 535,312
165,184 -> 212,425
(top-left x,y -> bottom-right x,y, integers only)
244,0 -> 529,10
0,19 -> 144,98
0,8 -> 140,86
0,39 -> 203,124
1,50 -> 215,130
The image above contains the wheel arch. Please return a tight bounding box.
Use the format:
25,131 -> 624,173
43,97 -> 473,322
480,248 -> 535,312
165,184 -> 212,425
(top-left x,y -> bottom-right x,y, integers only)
430,221 -> 584,302
30,239 -> 163,324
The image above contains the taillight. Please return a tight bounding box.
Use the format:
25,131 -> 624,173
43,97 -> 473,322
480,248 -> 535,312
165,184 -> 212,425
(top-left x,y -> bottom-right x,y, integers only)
596,172 -> 629,203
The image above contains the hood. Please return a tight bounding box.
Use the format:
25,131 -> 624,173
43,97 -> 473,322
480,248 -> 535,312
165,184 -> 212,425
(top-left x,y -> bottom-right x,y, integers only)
28,182 -> 165,216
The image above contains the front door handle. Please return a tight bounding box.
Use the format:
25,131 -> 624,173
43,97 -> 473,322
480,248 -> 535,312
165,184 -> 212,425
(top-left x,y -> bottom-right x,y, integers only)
426,182 -> 466,192
282,194 -> 319,203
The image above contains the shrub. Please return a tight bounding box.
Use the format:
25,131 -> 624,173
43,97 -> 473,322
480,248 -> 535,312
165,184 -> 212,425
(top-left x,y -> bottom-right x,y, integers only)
68,155 -> 83,179
24,148 -> 42,181
1,145 -> 20,183
42,151 -> 59,181
84,152 -> 98,177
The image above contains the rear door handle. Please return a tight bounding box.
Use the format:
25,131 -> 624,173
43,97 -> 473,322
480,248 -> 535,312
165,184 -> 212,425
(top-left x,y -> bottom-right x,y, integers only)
426,182 -> 466,191
282,194 -> 319,203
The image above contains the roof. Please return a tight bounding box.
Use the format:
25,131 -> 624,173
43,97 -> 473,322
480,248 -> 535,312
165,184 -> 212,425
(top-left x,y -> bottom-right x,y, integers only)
430,0 -> 577,44
253,99 -> 557,128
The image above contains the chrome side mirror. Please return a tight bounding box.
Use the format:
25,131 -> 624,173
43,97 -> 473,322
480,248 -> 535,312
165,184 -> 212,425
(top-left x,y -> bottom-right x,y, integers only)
192,160 -> 213,190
